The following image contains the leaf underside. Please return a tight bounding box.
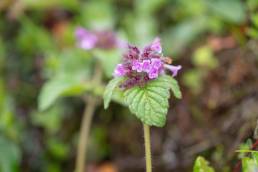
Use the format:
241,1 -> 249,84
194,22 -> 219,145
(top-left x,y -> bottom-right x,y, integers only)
103,77 -> 124,109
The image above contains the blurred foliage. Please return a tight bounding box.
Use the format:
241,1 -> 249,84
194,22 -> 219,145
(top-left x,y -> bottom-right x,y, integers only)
193,156 -> 214,172
0,0 -> 258,171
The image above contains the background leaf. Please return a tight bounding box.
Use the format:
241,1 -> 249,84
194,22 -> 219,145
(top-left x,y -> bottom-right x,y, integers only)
0,136 -> 20,172
93,49 -> 122,77
193,156 -> 215,172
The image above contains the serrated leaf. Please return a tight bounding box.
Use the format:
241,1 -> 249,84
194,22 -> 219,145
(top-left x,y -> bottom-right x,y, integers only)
124,75 -> 179,127
103,77 -> 124,109
162,75 -> 182,99
193,156 -> 215,172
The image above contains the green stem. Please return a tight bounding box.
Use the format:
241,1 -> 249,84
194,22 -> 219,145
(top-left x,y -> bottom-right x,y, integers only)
75,96 -> 97,172
75,62 -> 102,172
143,124 -> 152,172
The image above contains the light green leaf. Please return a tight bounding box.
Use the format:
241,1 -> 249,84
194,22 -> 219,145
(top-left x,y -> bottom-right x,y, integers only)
38,77 -> 98,111
0,136 -> 21,172
193,46 -> 218,69
206,0 -> 246,23
103,77 -> 124,109
22,0 -> 79,10
163,75 -> 182,99
162,17 -> 207,56
193,156 -> 215,172
80,1 -> 114,29
124,75 -> 179,127
252,152 -> 258,164
242,157 -> 258,172
39,78 -> 78,111
241,152 -> 258,172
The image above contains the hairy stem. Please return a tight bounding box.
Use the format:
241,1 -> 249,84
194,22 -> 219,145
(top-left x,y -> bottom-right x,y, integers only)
75,62 -> 102,172
143,124 -> 152,172
75,96 -> 97,172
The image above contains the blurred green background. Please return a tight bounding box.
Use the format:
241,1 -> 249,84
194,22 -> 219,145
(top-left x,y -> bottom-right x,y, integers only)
1,0 -> 258,172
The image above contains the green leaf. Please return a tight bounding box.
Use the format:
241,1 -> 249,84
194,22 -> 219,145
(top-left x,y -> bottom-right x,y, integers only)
193,46 -> 218,69
0,136 -> 21,172
38,77 -> 99,111
103,77 -> 124,109
124,75 -> 180,127
80,1 -> 115,29
193,156 -> 215,172
164,75 -> 182,99
38,78 -> 79,111
162,17 -> 207,56
206,0 -> 246,23
242,157 -> 258,172
252,152 -> 258,164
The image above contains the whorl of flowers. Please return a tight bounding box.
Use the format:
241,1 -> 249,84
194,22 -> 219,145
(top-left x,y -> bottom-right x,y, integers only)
113,38 -> 182,89
75,27 -> 125,50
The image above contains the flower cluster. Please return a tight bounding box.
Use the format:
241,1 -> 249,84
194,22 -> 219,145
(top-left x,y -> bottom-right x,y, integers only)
113,38 -> 181,89
75,27 -> 125,50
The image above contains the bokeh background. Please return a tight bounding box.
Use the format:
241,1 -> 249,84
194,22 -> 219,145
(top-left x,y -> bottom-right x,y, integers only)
1,0 -> 258,172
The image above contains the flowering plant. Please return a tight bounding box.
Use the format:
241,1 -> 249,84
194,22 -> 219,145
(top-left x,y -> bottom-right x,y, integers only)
104,38 -> 182,172
104,37 -> 182,127
39,26 -> 125,172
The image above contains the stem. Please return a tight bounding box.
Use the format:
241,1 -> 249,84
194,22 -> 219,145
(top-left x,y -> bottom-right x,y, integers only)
143,124 -> 152,172
75,96 -> 97,172
75,62 -> 102,172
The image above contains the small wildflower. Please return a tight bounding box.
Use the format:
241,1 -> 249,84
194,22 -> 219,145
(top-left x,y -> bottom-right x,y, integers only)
75,27 -> 124,50
150,37 -> 162,53
148,67 -> 159,79
113,37 -> 181,89
164,64 -> 182,77
75,27 -> 97,50
114,64 -> 127,77
142,60 -> 151,72
132,60 -> 143,72
151,58 -> 163,70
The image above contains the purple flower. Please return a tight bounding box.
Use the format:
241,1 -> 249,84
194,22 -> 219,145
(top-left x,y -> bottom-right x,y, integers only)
125,45 -> 140,60
164,64 -> 182,77
113,37 -> 181,89
75,27 -> 97,50
114,64 -> 127,77
142,60 -> 151,72
132,60 -> 143,72
151,58 -> 163,69
75,27 -> 124,50
148,68 -> 159,79
150,37 -> 162,53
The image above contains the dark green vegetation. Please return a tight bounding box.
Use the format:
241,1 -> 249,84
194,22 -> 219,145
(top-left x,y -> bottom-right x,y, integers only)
0,0 -> 258,171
